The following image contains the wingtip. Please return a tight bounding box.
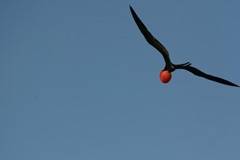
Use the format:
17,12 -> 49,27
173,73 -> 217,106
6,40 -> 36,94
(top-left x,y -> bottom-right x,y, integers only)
129,5 -> 138,20
129,5 -> 134,12
230,82 -> 239,87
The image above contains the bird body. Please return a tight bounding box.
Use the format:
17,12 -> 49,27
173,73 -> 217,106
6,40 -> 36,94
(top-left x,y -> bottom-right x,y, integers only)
130,5 -> 239,87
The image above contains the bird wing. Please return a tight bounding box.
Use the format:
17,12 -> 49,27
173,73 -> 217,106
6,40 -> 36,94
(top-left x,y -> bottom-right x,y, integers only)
129,6 -> 172,66
180,65 -> 239,87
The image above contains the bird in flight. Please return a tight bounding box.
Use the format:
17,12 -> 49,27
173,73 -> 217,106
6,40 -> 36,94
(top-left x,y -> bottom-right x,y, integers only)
129,5 -> 239,87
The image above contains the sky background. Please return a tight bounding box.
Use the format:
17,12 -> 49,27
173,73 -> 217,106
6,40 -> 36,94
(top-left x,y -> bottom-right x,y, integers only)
1,0 -> 240,159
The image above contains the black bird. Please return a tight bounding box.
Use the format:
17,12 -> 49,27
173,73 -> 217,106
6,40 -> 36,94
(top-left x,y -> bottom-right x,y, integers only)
130,5 -> 239,87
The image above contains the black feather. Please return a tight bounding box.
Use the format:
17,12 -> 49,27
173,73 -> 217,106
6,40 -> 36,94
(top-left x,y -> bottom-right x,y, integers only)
129,6 -> 172,67
177,65 -> 239,87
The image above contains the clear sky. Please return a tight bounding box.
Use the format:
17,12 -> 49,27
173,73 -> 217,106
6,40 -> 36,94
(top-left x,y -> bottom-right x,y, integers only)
1,0 -> 240,159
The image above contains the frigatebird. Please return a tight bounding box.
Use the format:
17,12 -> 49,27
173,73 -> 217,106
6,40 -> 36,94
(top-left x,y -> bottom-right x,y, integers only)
130,6 -> 239,87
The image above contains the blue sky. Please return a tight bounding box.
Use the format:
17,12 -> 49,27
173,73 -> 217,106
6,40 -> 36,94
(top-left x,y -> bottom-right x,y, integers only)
1,0 -> 240,159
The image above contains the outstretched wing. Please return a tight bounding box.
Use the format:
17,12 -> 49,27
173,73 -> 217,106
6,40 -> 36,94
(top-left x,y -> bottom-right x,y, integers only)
181,65 -> 239,87
129,6 -> 172,66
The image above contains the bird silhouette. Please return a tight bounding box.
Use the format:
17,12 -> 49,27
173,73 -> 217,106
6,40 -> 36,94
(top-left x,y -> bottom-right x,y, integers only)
130,5 -> 239,87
